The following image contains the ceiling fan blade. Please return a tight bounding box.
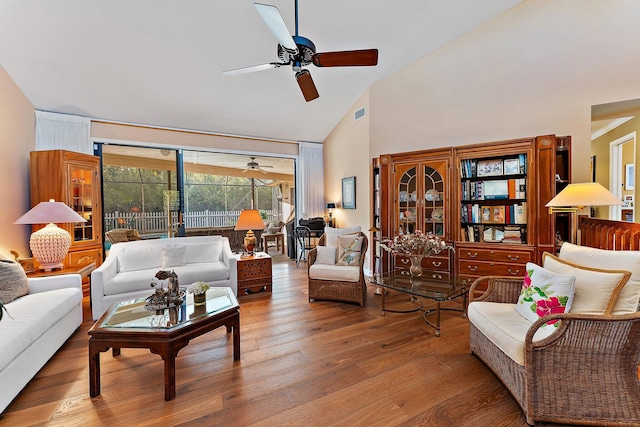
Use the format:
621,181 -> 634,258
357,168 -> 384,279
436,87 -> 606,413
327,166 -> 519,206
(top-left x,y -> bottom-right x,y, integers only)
254,3 -> 298,54
295,70 -> 319,102
222,62 -> 285,76
312,49 -> 379,67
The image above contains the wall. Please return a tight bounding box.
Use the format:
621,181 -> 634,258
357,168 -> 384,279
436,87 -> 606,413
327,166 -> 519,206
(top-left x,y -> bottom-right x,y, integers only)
323,0 -> 640,250
323,89 -> 372,271
0,66 -> 35,256
591,116 -> 640,218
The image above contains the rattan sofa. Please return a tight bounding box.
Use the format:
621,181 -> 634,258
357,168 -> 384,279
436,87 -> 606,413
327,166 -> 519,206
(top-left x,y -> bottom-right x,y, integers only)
307,232 -> 368,306
468,243 -> 640,426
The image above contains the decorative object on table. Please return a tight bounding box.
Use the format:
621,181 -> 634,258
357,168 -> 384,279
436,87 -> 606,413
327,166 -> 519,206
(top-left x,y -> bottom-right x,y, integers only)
235,209 -> 265,257
13,199 -> 87,271
326,203 -> 336,226
342,176 -> 356,209
380,231 -> 452,278
9,250 -> 35,273
545,182 -> 623,243
145,270 -> 184,311
188,281 -> 210,305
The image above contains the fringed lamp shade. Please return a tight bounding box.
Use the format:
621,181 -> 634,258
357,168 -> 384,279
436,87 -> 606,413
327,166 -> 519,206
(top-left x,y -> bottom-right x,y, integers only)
234,209 -> 265,256
14,199 -> 86,271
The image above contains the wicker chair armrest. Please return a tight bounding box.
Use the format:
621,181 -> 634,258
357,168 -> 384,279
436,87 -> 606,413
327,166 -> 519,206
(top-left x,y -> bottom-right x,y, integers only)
522,311 -> 640,422
308,247 -> 318,267
469,276 -> 523,304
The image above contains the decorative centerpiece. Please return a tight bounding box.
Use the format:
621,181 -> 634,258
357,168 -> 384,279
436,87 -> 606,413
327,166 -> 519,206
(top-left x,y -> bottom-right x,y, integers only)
188,281 -> 210,305
380,231 -> 453,278
145,270 -> 184,311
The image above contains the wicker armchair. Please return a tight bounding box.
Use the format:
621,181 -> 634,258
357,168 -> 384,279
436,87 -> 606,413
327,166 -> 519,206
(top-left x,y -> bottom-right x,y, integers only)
469,276 -> 640,426
307,232 -> 368,306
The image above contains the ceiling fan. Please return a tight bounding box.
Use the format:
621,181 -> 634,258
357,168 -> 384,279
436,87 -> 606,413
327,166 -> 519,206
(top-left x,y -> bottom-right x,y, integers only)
243,157 -> 274,174
222,0 -> 378,102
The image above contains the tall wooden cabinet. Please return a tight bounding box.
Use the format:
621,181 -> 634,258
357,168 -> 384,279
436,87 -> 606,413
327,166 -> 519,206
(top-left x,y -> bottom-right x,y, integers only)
372,135 -> 570,284
30,150 -> 103,294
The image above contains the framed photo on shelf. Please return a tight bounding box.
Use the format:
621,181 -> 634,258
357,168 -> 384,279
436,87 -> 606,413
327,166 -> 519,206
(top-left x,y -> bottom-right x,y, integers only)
490,206 -> 506,224
503,158 -> 520,175
481,206 -> 491,223
477,159 -> 504,177
623,195 -> 634,208
342,176 -> 356,209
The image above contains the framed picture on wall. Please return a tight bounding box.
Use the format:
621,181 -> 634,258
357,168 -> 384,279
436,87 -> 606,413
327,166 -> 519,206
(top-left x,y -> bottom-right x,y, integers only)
342,176 -> 356,209
626,164 -> 635,190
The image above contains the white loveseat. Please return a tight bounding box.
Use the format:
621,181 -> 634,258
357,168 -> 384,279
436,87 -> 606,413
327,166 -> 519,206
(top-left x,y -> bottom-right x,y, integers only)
0,274 -> 83,413
91,236 -> 237,320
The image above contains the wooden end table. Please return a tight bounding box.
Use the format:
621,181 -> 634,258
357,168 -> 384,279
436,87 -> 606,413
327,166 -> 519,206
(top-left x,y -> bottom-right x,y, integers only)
88,287 -> 239,401
235,252 -> 272,297
261,232 -> 284,254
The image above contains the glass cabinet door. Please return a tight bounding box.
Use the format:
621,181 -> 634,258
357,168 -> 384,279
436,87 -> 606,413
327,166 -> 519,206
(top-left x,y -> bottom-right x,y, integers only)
69,164 -> 96,243
397,166 -> 417,235
422,165 -> 445,237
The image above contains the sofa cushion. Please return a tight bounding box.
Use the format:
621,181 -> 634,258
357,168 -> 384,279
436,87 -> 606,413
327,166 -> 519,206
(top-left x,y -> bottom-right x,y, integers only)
309,264 -> 360,282
324,226 -> 362,247
559,242 -> 640,314
118,246 -> 162,272
316,246 -> 337,265
103,262 -> 230,296
185,242 -> 222,263
0,252 -> 29,305
0,287 -> 81,371
542,253 -> 631,315
515,262 -> 575,329
468,301 -> 555,365
336,234 -> 363,266
162,245 -> 187,268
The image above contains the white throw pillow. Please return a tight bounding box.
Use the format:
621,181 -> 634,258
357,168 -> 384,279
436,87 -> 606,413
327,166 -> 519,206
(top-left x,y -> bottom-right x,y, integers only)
559,242 -> 640,314
336,234 -> 363,266
185,243 -> 221,263
514,262 -> 576,329
324,226 -> 362,247
542,253 -> 631,315
315,246 -> 337,265
162,245 -> 187,268
118,246 -> 162,272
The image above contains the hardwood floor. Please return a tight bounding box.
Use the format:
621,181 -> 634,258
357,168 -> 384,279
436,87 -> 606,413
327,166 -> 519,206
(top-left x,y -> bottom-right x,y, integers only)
1,258 -> 554,426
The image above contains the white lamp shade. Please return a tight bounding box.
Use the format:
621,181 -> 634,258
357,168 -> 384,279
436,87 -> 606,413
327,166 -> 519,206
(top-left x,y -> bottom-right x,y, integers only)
546,183 -> 623,208
14,199 -> 86,224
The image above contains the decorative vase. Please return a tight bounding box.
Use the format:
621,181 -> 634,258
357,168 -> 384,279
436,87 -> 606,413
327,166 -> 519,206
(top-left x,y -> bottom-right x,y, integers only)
194,293 -> 206,305
409,255 -> 424,277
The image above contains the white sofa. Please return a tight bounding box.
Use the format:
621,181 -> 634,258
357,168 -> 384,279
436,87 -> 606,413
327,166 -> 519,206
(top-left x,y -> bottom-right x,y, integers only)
0,274 -> 83,413
91,236 -> 237,320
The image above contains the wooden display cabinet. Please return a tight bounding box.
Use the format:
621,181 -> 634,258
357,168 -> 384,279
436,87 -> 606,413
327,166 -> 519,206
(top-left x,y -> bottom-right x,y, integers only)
235,253 -> 272,297
29,150 -> 103,295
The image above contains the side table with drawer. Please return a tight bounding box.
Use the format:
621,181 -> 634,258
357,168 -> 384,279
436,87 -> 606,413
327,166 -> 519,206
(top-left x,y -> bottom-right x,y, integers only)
234,252 -> 272,297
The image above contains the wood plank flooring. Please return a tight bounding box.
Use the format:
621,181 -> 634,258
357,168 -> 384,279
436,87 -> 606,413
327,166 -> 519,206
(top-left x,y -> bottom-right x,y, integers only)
1,258 -> 559,426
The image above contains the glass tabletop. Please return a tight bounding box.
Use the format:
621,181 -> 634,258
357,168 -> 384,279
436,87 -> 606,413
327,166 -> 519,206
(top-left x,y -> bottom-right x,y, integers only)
376,271 -> 469,301
99,287 -> 238,330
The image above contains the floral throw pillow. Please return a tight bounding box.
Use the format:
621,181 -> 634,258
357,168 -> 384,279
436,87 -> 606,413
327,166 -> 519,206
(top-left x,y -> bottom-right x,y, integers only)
336,234 -> 363,266
515,262 -> 576,329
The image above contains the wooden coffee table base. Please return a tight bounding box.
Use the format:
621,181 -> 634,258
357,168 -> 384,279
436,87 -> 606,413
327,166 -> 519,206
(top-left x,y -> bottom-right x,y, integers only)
89,309 -> 240,401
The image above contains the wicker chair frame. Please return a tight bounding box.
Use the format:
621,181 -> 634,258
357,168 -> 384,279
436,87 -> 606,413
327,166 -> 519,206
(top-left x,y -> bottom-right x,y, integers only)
469,276 -> 640,426
307,232 -> 368,306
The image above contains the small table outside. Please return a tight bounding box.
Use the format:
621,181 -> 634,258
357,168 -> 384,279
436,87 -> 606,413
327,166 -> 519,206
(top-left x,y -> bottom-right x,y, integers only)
261,232 -> 285,255
376,272 -> 470,336
88,287 -> 240,401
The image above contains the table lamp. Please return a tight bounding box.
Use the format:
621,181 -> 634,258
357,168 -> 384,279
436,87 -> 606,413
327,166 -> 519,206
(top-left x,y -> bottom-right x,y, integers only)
545,182 -> 622,243
326,202 -> 336,226
235,209 -> 265,257
14,199 -> 87,271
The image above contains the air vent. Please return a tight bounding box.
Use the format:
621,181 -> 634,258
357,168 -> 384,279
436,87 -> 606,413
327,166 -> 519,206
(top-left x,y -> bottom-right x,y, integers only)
354,107 -> 366,121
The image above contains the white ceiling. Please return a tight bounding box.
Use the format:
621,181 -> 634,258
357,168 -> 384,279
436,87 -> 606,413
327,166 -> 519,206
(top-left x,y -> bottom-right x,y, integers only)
0,0 -> 523,143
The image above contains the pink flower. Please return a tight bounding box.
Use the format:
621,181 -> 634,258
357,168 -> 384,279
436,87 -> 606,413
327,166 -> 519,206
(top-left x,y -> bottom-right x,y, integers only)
536,297 -> 565,325
523,271 -> 532,288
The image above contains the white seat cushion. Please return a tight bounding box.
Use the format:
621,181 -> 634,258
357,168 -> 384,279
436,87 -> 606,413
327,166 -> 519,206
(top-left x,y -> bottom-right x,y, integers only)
0,288 -> 81,371
309,264 -> 360,282
559,242 -> 640,314
468,301 -> 555,365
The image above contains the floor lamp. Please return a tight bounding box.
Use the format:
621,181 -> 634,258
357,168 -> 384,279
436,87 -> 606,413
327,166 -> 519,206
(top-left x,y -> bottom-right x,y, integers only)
545,182 -> 623,244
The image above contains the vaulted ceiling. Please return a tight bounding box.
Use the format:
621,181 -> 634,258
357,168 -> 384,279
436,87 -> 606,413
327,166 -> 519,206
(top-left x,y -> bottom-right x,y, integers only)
0,0 -> 523,143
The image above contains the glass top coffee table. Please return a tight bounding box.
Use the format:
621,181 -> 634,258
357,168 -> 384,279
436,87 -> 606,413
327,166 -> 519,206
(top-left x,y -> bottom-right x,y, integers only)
376,271 -> 470,336
88,287 -> 240,401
